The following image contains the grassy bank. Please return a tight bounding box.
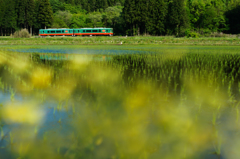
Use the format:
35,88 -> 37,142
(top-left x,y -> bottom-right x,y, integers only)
1,36 -> 240,45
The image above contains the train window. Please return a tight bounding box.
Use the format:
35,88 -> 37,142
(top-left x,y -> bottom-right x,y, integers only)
62,30 -> 64,33
83,30 -> 85,32
51,31 -> 55,33
99,30 -> 101,32
78,30 -> 80,33
56,31 -> 61,33
86,30 -> 91,33
92,30 -> 97,32
48,31 -> 49,33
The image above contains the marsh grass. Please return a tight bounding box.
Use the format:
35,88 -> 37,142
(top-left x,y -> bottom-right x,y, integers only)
0,46 -> 240,158
0,36 -> 240,45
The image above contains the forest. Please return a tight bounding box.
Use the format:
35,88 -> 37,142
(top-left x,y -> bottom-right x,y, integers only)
0,0 -> 240,36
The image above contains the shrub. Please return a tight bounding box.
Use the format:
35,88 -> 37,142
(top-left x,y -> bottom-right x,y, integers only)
185,29 -> 199,38
13,29 -> 31,38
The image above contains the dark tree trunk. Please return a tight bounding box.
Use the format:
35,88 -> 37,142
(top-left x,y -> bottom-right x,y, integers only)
138,25 -> 140,36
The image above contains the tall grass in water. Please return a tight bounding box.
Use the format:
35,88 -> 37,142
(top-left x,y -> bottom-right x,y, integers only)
0,48 -> 239,158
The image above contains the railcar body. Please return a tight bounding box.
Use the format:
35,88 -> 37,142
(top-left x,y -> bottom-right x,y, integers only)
39,28 -> 113,36
39,29 -> 73,36
73,28 -> 113,36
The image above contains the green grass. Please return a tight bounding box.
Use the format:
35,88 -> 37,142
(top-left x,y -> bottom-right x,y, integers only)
0,36 -> 240,45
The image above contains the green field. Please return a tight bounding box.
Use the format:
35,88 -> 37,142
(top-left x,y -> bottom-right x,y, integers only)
1,36 -> 240,46
0,45 -> 240,158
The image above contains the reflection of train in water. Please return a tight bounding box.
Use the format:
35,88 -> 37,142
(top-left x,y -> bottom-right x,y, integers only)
39,28 -> 113,37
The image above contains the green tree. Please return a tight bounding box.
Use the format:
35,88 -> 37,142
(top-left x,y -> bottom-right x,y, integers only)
135,0 -> 148,35
122,0 -> 136,35
96,0 -> 108,10
0,0 -> 5,36
167,0 -> 189,36
3,0 -> 17,35
70,13 -> 87,28
188,0 -> 206,31
38,0 -> 53,29
52,10 -> 72,28
104,6 -> 122,26
26,0 -> 35,35
225,4 -> 240,34
88,11 -> 103,27
147,0 -> 167,35
33,0 -> 41,34
49,0 -> 64,13
15,0 -> 26,28
89,0 -> 97,12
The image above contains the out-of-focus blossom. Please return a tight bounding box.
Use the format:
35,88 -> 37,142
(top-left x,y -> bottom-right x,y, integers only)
31,67 -> 52,89
2,102 -> 45,125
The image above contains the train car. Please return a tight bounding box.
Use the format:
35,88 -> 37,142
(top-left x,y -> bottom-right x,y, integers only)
39,28 -> 74,36
39,28 -> 113,37
73,28 -> 113,36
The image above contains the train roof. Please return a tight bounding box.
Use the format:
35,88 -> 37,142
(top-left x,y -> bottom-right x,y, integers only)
79,28 -> 113,29
39,28 -> 70,30
40,28 -> 113,30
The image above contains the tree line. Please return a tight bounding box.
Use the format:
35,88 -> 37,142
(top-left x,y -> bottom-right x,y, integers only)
0,0 -> 240,36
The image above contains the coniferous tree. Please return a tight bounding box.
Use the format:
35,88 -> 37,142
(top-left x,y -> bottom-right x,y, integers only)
16,0 -> 26,28
103,0 -> 109,9
225,5 -> 240,34
38,0 -> 53,29
147,0 -> 167,35
50,0 -> 64,13
33,0 -> 41,34
3,0 -> 17,35
122,0 -> 136,35
96,0 -> 108,10
167,0 -> 189,36
79,0 -> 88,11
107,0 -> 115,6
89,0 -> 96,12
0,0 -> 5,36
26,0 -> 35,35
135,0 -> 148,35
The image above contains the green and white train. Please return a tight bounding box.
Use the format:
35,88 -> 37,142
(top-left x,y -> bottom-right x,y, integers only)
39,28 -> 113,36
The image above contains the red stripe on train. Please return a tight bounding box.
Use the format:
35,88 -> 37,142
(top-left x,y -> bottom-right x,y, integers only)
74,33 -> 113,35
39,34 -> 73,36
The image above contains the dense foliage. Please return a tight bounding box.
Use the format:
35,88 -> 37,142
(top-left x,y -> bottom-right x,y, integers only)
0,0 -> 240,36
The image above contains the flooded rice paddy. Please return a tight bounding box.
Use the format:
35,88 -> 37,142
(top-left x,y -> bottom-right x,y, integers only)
0,45 -> 240,159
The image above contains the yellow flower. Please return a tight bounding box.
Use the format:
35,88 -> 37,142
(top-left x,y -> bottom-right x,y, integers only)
2,102 -> 45,125
31,67 -> 52,89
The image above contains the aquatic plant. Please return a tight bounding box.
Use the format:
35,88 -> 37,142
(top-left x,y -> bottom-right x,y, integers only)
0,46 -> 240,158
